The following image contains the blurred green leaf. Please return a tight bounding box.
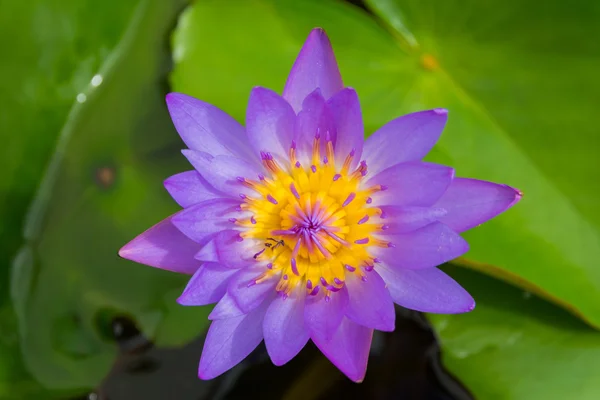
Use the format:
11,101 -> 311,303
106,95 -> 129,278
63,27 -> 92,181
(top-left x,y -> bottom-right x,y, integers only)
0,0 -> 138,397
430,266 -> 600,399
8,0 -> 211,395
171,0 -> 600,327
0,0 -> 137,293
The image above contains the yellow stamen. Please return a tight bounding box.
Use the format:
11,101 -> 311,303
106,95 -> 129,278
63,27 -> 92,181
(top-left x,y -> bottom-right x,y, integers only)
239,146 -> 380,296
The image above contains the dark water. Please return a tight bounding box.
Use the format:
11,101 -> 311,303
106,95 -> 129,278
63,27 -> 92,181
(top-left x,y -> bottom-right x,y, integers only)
74,308 -> 473,400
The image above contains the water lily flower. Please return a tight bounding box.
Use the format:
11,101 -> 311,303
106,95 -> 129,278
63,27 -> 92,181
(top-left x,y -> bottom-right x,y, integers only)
119,28 -> 521,382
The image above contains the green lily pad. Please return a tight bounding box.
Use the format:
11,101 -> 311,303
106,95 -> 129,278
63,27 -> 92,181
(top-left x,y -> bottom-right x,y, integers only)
10,0 -> 211,393
430,266 -> 600,399
171,0 -> 600,326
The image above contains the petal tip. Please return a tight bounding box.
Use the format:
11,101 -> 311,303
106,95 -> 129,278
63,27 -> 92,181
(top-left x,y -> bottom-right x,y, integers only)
117,243 -> 132,260
347,369 -> 367,383
163,175 -> 176,191
118,239 -> 143,262
197,368 -> 215,381
307,27 -> 330,43
176,292 -> 191,306
165,92 -> 187,107
466,300 -> 476,312
511,186 -> 524,201
433,108 -> 448,115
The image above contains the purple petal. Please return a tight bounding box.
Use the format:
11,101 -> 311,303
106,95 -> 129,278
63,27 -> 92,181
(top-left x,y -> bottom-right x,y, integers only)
164,171 -> 223,208
304,286 -> 348,341
283,28 -> 343,112
181,149 -> 213,173
171,199 -> 241,244
327,88 -> 363,170
373,222 -> 469,270
246,87 -> 296,159
166,93 -> 257,161
293,89 -> 336,165
118,215 -> 200,274
434,177 -> 522,233
209,292 -> 246,320
177,262 -> 238,306
344,271 -> 395,331
367,161 -> 454,207
364,109 -> 448,175
196,230 -> 257,269
194,238 -> 218,263
377,205 -> 447,234
377,265 -> 475,314
183,151 -> 263,197
263,288 -> 310,366
198,300 -> 268,380
311,317 -> 373,383
228,266 -> 278,314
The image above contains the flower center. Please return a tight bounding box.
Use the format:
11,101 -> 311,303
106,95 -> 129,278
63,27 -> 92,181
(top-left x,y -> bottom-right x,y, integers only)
237,135 -> 388,298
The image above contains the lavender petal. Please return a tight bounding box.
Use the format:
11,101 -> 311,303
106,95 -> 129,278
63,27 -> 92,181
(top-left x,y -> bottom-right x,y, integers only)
377,265 -> 475,313
367,161 -> 454,207
345,270 -> 395,331
198,299 -> 269,380
363,109 -> 448,176
246,87 -> 296,160
263,288 -> 310,366
434,177 -> 522,233
373,222 -> 469,270
327,88 -> 363,170
304,286 -> 349,341
118,215 -> 200,274
283,28 -> 343,112
311,317 -> 373,383
171,198 -> 241,244
166,93 -> 257,161
177,262 -> 238,306
164,170 -> 224,208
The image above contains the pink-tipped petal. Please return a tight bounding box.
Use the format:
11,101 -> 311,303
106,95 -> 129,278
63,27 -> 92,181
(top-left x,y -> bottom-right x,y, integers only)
311,317 -> 373,383
263,287 -> 310,366
374,222 -> 469,270
177,262 -> 238,306
434,178 -> 523,233
164,171 -> 223,208
345,270 -> 395,331
246,87 -> 296,160
293,89 -> 337,165
228,266 -> 278,314
327,88 -> 363,170
304,287 -> 349,341
209,292 -> 246,320
171,199 -> 241,244
166,93 -> 257,161
283,28 -> 344,112
118,215 -> 200,274
364,109 -> 448,175
367,161 -> 454,207
377,265 -> 475,314
377,206 -> 447,234
198,300 -> 268,380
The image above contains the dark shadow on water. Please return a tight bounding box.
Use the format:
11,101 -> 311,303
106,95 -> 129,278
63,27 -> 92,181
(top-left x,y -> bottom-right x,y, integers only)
70,307 -> 472,400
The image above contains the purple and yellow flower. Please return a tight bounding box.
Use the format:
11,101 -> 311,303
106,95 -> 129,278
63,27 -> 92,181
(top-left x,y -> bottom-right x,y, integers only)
119,28 -> 521,382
